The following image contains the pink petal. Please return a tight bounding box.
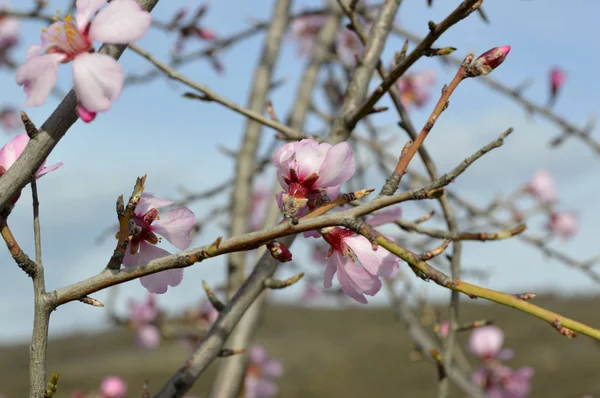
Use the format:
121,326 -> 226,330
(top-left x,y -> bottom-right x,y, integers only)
73,52 -> 124,112
152,207 -> 196,250
468,325 -> 504,359
344,235 -> 399,278
75,0 -> 107,30
334,252 -> 381,304
76,103 -> 97,123
16,53 -> 65,107
263,359 -> 284,378
0,133 -> 29,171
123,242 -> 183,294
136,193 -> 174,216
252,378 -> 279,398
250,345 -> 268,363
316,141 -> 355,188
35,162 -> 63,179
135,324 -> 161,349
244,375 -> 260,398
293,140 -> 330,180
368,206 -> 402,227
89,0 -> 152,43
323,259 -> 337,289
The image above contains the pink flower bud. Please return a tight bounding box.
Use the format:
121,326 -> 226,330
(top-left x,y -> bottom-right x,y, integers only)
469,46 -> 511,77
526,170 -> 557,204
267,240 -> 293,262
77,104 -> 96,123
193,27 -> 216,40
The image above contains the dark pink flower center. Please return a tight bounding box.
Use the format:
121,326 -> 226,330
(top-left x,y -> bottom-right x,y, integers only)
284,168 -> 320,200
322,227 -> 358,262
43,15 -> 93,62
128,208 -> 160,254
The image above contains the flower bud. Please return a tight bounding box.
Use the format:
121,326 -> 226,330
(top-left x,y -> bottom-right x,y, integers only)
468,45 -> 511,77
267,240 -> 293,263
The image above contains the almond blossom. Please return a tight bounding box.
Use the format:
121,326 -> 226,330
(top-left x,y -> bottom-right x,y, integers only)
244,345 -> 284,398
121,193 -> 196,294
318,207 -> 402,304
396,70 -> 437,109
273,139 -> 355,218
468,326 -> 534,398
547,210 -> 578,240
127,294 -> 161,349
100,376 -> 127,398
15,0 -> 151,121
526,170 -> 557,204
0,133 -> 62,205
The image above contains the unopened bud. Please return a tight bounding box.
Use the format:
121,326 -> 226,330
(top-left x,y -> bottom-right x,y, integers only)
267,240 -> 293,263
468,45 -> 511,77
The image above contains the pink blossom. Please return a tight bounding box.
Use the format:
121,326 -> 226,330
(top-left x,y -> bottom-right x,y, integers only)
0,2 -> 19,56
436,321 -> 450,338
0,106 -> 20,130
100,376 -> 127,398
548,211 -> 578,240
289,14 -> 329,56
396,70 -> 437,109
244,345 -> 283,398
472,365 -> 534,398
15,0 -> 151,119
273,139 -> 355,218
135,324 -> 161,349
468,326 -> 514,361
121,193 -> 196,294
127,294 -> 161,349
0,133 -> 62,205
526,170 -> 557,204
549,67 -> 567,105
320,226 -> 400,304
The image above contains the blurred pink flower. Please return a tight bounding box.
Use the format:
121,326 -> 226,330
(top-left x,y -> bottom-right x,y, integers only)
273,139 -> 355,218
15,0 -> 151,119
320,226 -> 400,304
548,211 -> 578,240
0,133 -> 62,205
436,321 -> 450,338
396,70 -> 436,109
472,365 -> 534,398
128,294 -> 161,349
122,193 -> 196,294
468,326 -> 514,362
0,106 -> 20,130
526,170 -> 557,204
289,14 -> 328,56
244,345 -> 283,398
549,67 -> 567,106
0,2 -> 19,55
100,376 -> 127,398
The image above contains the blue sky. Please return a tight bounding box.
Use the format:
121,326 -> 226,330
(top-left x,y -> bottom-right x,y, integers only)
0,0 -> 599,342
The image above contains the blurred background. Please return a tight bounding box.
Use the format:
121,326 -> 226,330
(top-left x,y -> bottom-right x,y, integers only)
1,0 -> 599,396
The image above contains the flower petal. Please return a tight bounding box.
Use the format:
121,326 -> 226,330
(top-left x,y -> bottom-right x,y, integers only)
16,53 -> 64,107
250,345 -> 268,364
468,325 -> 504,359
136,193 -> 174,215
293,140 -> 330,180
89,0 -> 151,43
316,141 -> 355,188
135,324 -> 161,349
334,252 -> 381,304
76,0 -> 107,30
263,359 -> 284,378
152,207 -> 196,250
122,242 -> 183,294
344,235 -> 399,278
73,52 -> 124,112
323,258 -> 337,289
35,162 -> 63,179
0,133 -> 29,171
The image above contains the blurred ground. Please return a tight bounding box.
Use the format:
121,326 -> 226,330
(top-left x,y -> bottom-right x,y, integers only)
1,297 -> 600,397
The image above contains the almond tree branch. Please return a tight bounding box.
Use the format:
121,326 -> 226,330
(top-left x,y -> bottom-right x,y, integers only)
212,1 -> 291,396
328,0 -> 403,143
